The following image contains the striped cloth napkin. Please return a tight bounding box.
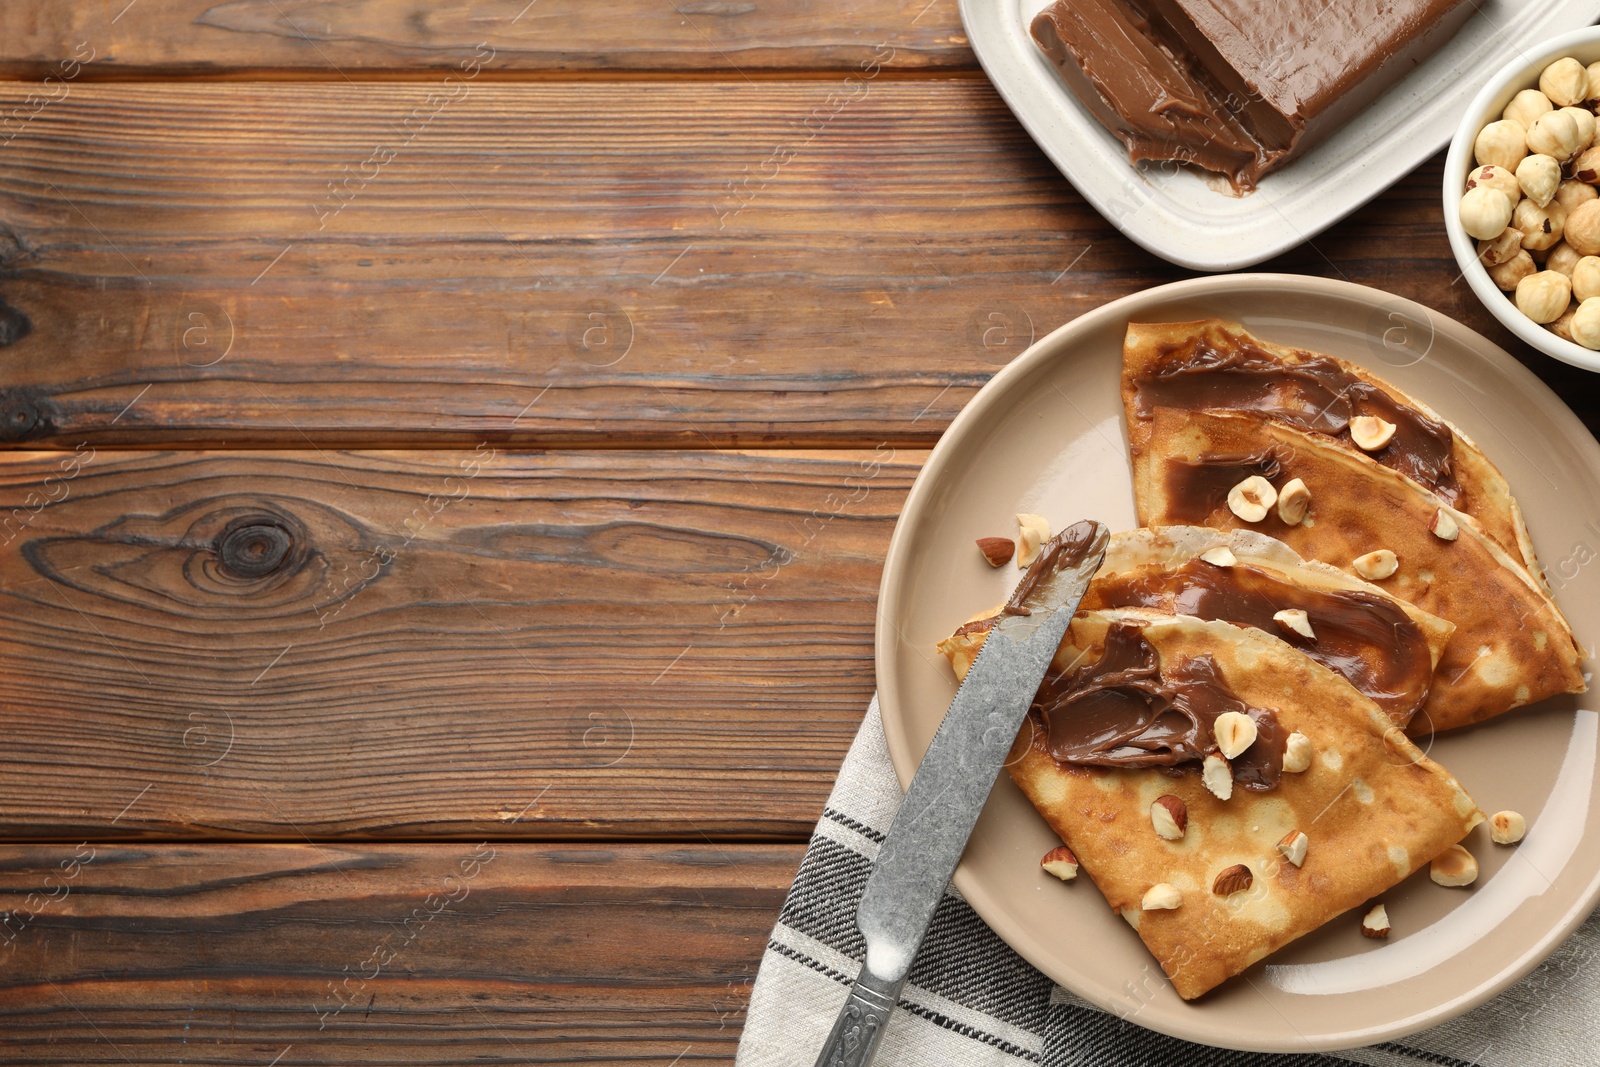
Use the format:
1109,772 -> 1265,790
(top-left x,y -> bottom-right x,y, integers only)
735,698 -> 1600,1067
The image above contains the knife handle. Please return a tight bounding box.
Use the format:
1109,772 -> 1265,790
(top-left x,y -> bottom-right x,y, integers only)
812,965 -> 903,1067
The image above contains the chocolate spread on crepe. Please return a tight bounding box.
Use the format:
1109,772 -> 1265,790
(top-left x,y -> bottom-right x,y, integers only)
1134,409 -> 1586,733
1031,0 -> 1475,189
1162,448 -> 1288,524
1036,621 -> 1287,789
1005,611 -> 1482,1000
945,528 -> 1443,725
1135,331 -> 1461,504
1121,320 -> 1539,571
1087,560 -> 1433,723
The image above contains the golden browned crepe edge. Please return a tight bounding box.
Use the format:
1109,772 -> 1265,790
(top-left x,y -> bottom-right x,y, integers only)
1008,610 -> 1482,999
1120,318 -> 1537,578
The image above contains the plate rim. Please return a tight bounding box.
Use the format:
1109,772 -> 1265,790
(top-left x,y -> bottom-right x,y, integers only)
874,272 -> 1600,1051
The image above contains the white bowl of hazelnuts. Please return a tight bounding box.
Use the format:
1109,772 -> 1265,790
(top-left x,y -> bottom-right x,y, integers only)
1446,28 -> 1600,372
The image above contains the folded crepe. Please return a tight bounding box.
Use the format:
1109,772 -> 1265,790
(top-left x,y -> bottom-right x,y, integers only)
1122,319 -> 1541,578
995,610 -> 1482,1000
1132,409 -> 1584,733
937,526 -> 1454,727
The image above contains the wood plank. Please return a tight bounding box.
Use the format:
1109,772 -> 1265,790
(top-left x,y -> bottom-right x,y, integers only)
0,78 -> 1119,449
0,447 -> 915,839
0,0 -> 973,77
0,841 -> 793,1063
2,80 -> 1593,449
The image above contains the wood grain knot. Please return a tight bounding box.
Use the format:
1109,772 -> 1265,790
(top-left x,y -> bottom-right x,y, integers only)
0,386 -> 56,442
216,516 -> 295,580
0,297 -> 29,348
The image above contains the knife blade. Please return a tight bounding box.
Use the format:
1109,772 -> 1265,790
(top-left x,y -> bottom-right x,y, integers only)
811,518 -> 1108,1067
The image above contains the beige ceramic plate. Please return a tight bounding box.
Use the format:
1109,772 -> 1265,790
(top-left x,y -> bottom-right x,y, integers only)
876,274 -> 1600,1052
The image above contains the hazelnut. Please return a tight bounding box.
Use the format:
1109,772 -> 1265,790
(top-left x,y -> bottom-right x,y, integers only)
1587,60 -> 1600,106
1503,87 -> 1554,129
1141,883 -> 1182,910
1198,545 -> 1237,567
976,536 -> 1014,567
1526,109 -> 1583,160
1273,608 -> 1315,640
1429,508 -> 1459,541
1276,477 -> 1310,524
1573,255 -> 1600,300
1016,513 -> 1049,568
1226,475 -> 1276,522
1513,197 -> 1565,251
1489,250 -> 1536,290
1349,414 -> 1397,451
1429,843 -> 1478,887
1212,864 -> 1253,897
1041,844 -> 1079,881
1555,178 -> 1598,213
1571,297 -> 1600,351
1515,269 -> 1572,323
1202,752 -> 1233,801
1572,145 -> 1600,184
1277,829 -> 1309,868
1352,549 -> 1398,580
1465,163 -> 1522,203
1478,226 -> 1525,267
1516,153 -> 1562,207
1460,186 -> 1514,240
1489,810 -> 1527,845
1361,903 -> 1392,939
1541,57 -> 1589,108
1213,710 -> 1258,759
1550,303 -> 1579,342
1150,795 -> 1187,841
1568,200 -> 1600,255
1547,240 -> 1582,277
1562,106 -> 1598,152
1281,731 -> 1313,773
1475,119 -> 1528,171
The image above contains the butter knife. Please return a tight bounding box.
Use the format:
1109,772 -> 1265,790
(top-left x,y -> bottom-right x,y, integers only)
812,519 -> 1108,1067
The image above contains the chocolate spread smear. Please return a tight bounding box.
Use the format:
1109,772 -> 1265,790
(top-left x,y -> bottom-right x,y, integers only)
1163,448 -> 1288,525
1089,559 -> 1431,720
1037,621 -> 1285,789
1134,333 -> 1460,505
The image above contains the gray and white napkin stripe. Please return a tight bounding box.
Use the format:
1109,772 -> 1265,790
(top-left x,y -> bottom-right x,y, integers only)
736,698 -> 1600,1067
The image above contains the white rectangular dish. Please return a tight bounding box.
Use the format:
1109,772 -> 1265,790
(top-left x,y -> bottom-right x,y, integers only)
960,0 -> 1600,270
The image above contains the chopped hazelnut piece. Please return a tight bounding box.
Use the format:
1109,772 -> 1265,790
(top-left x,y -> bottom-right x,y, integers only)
976,537 -> 1014,567
1273,608 -> 1315,641
1352,550 -> 1399,581
1277,830 -> 1309,868
1281,732 -> 1313,773
1150,795 -> 1187,841
1227,476 -> 1276,523
1041,845 -> 1079,881
1430,844 -> 1479,887
1489,810 -> 1527,845
1141,883 -> 1182,911
1016,513 -> 1049,568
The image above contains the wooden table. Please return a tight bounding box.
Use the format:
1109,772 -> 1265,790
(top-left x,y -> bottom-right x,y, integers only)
0,2 -> 1596,1061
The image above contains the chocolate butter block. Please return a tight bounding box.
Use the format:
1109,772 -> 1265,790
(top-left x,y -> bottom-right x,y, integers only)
1033,0 -> 1475,189
1147,0 -> 1476,155
1031,0 -> 1272,188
